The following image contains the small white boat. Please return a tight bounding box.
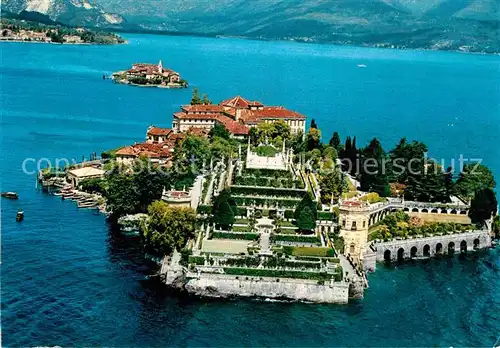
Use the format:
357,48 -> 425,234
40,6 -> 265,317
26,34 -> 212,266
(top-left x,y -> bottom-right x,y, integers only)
357,64 -> 367,68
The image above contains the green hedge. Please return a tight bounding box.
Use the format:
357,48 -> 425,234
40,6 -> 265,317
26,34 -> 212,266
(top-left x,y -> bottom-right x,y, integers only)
233,196 -> 300,208
317,211 -> 335,221
271,235 -> 321,244
231,186 -> 306,198
220,257 -> 260,267
197,205 -> 212,214
188,256 -> 205,265
237,207 -> 247,217
282,246 -> 336,257
285,260 -> 321,269
212,232 -> 259,240
223,268 -> 334,281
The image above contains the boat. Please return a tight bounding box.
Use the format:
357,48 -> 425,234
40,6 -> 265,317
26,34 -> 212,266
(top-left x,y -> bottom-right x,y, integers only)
16,211 -> 24,221
357,64 -> 367,68
2,192 -> 19,199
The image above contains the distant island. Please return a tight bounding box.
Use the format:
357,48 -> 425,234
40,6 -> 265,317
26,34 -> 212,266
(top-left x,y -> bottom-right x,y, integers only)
0,18 -> 125,45
111,61 -> 188,88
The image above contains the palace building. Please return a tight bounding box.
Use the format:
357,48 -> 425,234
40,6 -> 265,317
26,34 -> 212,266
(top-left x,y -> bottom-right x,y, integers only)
172,95 -> 306,138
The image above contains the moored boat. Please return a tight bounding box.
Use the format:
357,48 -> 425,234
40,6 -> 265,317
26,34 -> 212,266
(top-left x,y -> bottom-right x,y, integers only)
2,192 -> 19,199
16,211 -> 24,221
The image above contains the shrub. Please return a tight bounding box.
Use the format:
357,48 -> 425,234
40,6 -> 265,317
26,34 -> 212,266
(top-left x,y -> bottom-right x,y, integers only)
223,268 -> 334,281
282,246 -> 336,257
317,211 -> 334,221
255,145 -> 279,157
188,256 -> 205,265
197,205 -> 212,214
212,232 -> 259,240
271,235 -> 321,244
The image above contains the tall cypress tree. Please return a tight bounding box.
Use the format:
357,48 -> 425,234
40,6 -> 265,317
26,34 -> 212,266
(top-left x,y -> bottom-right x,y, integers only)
329,132 -> 341,150
310,119 -> 318,129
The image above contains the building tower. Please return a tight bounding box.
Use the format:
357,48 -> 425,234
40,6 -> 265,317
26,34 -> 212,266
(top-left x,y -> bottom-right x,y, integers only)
338,200 -> 370,264
158,60 -> 163,74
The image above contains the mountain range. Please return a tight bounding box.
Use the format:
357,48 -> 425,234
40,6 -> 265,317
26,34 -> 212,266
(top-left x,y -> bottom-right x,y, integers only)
2,0 -> 499,52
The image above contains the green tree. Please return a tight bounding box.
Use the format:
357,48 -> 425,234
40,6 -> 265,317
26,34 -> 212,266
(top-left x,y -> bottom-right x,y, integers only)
455,163 -> 496,200
131,157 -> 167,212
142,201 -> 196,255
173,134 -> 211,173
190,87 -> 202,105
329,132 -> 341,151
319,165 -> 347,203
389,138 -> 428,183
105,168 -> 139,218
294,193 -> 317,221
492,215 -> 500,239
212,189 -> 236,230
209,123 -> 231,140
469,188 -> 498,224
306,127 -> 321,151
404,163 -> 449,203
271,120 -> 291,141
297,206 -> 316,232
202,93 -> 211,105
359,138 -> 390,196
323,146 -> 338,160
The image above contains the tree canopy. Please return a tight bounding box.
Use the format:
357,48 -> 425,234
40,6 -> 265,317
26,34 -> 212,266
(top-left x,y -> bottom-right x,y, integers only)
469,188 -> 498,224
142,201 -> 196,255
294,193 -> 317,222
212,189 -> 237,230
455,163 -> 496,200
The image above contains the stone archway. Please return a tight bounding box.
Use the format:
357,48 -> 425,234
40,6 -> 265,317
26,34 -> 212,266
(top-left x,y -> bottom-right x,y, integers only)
448,242 -> 455,255
423,244 -> 430,257
460,240 -> 467,253
473,238 -> 480,249
412,208 -> 419,213
441,209 -> 448,214
431,209 -> 438,214
397,248 -> 405,261
404,207 -> 410,212
450,209 -> 458,215
350,244 -> 356,254
384,250 -> 391,262
436,243 -> 443,254
422,208 -> 428,213
410,246 -> 417,258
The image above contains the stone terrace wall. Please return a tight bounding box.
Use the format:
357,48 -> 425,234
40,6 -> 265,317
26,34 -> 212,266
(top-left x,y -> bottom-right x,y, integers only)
184,273 -> 349,304
374,230 -> 491,262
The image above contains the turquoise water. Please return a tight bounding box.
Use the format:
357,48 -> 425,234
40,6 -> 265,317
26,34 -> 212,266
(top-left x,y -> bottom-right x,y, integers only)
1,34 -> 499,346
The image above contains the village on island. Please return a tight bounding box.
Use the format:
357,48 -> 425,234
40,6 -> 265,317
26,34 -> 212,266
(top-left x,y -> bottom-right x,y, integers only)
38,85 -> 499,304
111,60 -> 188,88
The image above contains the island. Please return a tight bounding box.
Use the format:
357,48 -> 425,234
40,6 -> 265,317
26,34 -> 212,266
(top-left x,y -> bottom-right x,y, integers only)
0,18 -> 125,44
111,61 -> 188,88
39,90 -> 500,304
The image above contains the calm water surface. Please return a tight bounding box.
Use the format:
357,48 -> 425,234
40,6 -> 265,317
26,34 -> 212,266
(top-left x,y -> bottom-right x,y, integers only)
1,34 -> 499,346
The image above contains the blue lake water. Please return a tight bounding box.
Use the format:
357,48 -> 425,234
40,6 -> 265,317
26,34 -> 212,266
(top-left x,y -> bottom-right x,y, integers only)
1,34 -> 499,346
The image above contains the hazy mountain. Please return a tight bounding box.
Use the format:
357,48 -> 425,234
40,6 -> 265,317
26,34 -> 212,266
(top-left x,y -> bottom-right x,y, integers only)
2,0 -> 125,27
2,0 -> 499,52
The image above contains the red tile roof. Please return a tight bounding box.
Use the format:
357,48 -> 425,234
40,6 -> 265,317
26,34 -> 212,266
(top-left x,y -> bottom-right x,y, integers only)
216,115 -> 249,135
174,112 -> 219,120
147,126 -> 172,136
220,95 -> 263,108
181,105 -> 225,113
254,107 -> 306,119
115,143 -> 173,159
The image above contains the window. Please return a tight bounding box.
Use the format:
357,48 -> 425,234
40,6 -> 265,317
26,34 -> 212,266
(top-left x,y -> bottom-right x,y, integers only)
363,221 -> 366,228
342,220 -> 346,227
